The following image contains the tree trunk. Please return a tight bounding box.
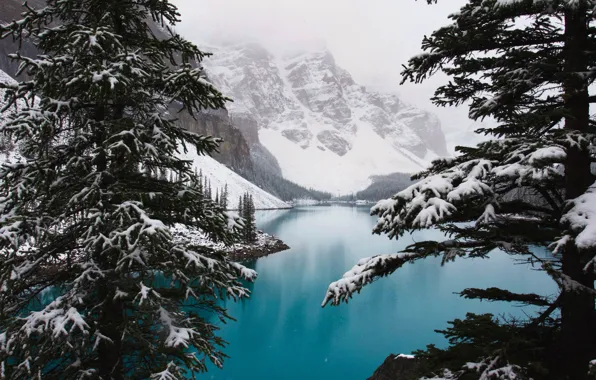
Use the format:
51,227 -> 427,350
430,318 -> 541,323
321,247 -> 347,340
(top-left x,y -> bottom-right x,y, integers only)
560,3 -> 596,379
98,286 -> 125,380
92,101 -> 125,379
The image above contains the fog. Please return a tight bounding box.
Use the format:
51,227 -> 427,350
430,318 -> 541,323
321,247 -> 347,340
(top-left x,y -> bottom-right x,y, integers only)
171,0 -> 481,152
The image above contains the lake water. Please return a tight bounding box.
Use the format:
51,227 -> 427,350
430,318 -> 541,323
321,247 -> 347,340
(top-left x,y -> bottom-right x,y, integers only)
204,205 -> 557,380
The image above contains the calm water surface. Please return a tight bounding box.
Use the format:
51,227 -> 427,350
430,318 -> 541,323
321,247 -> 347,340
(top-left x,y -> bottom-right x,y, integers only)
205,205 -> 556,380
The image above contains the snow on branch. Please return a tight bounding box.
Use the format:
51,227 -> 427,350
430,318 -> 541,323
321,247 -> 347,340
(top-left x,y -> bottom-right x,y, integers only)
372,138 -> 569,240
21,297 -> 89,339
230,262 -> 257,282
420,355 -> 524,380
150,362 -> 182,380
495,0 -> 592,9
321,253 -> 421,307
371,159 -> 494,236
561,181 -> 596,251
158,308 -> 197,349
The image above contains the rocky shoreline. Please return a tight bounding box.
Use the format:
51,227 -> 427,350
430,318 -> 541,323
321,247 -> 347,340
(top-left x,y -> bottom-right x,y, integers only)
226,230 -> 290,262
171,224 -> 290,263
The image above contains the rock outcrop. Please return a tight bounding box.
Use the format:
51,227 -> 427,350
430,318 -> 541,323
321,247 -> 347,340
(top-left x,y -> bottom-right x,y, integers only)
367,355 -> 420,380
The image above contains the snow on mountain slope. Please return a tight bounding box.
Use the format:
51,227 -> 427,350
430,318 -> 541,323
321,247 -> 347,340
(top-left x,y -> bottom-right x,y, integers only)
179,145 -> 290,209
0,68 -> 289,210
201,42 -> 449,194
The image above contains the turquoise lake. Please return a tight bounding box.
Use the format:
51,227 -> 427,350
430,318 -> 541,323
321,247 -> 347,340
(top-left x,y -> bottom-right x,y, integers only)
203,205 -> 557,380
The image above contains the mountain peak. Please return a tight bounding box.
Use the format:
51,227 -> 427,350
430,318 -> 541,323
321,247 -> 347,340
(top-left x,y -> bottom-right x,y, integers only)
202,43 -> 448,194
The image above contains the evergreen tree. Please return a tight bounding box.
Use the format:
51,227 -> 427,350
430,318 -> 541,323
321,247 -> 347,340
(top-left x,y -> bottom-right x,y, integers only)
249,195 -> 256,242
0,0 -> 256,378
215,188 -> 220,205
323,1 -> 596,379
238,195 -> 244,215
241,166 -> 332,202
206,178 -> 212,200
221,183 -> 229,210
241,193 -> 256,244
197,169 -> 204,197
241,193 -> 248,242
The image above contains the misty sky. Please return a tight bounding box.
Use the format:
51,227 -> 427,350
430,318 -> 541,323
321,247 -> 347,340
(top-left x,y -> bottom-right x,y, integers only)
171,0 -> 479,151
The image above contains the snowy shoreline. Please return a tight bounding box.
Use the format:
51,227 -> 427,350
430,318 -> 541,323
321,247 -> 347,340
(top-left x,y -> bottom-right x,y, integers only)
171,225 -> 290,263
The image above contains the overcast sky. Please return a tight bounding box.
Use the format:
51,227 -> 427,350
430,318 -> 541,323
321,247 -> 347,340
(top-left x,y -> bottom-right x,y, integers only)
171,0 -> 478,150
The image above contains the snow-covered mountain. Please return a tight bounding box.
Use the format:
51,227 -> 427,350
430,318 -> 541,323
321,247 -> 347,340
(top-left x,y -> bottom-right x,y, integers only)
179,145 -> 290,209
201,42 -> 449,194
0,68 -> 289,210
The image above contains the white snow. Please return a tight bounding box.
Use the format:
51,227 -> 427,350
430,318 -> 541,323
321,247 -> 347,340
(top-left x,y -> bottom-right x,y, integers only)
178,144 -> 290,209
260,126 -> 425,194
561,181 -> 596,251
528,146 -> 566,166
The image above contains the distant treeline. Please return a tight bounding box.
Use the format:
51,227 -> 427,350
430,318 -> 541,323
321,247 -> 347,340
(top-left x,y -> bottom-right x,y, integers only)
242,167 -> 333,202
335,172 -> 415,202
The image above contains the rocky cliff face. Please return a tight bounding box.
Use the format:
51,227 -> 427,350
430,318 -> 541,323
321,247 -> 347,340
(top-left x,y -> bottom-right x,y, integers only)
230,113 -> 283,177
202,42 -> 449,193
174,107 -> 253,176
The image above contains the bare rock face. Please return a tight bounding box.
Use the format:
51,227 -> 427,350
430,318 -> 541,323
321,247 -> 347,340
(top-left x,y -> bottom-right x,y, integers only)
395,109 -> 448,158
230,113 -> 282,177
282,128 -> 313,149
231,113 -> 260,146
367,355 -> 420,380
316,130 -> 351,156
285,50 -> 352,124
174,107 -> 253,176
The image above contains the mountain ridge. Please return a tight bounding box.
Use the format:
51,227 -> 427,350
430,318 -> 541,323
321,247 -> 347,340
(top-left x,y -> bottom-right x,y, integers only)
201,41 -> 448,193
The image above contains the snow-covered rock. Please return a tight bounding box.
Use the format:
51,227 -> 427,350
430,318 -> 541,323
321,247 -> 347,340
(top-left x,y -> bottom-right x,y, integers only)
201,42 -> 449,194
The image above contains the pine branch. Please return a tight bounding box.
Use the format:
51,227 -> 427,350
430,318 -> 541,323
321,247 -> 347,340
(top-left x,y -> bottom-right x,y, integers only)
459,287 -> 551,306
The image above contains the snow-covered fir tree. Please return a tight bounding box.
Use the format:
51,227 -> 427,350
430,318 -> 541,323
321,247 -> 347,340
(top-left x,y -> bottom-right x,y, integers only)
239,193 -> 256,244
220,184 -> 229,210
237,195 -> 243,214
0,0 -> 257,378
323,1 -> 596,379
205,177 -> 212,200
197,169 -> 204,197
